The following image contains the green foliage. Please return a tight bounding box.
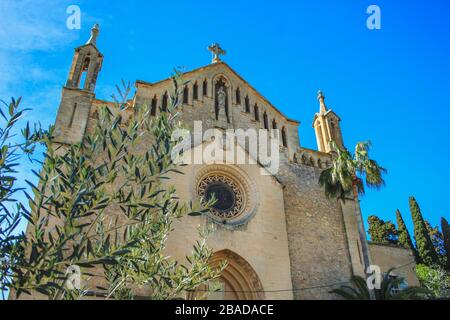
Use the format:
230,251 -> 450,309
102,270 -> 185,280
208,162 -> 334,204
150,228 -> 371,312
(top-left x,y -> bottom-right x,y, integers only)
105,224 -> 224,300
442,218 -> 450,271
409,197 -> 440,267
396,210 -> 414,249
1,72 -> 224,300
425,221 -> 446,268
396,209 -> 420,262
0,97 -> 46,299
330,268 -> 429,300
368,215 -> 398,245
319,140 -> 387,276
319,141 -> 386,201
415,264 -> 450,298
86,74 -> 225,300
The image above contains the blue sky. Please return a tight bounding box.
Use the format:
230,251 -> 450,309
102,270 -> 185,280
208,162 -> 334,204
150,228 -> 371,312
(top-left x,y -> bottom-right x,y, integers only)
1,0 -> 449,235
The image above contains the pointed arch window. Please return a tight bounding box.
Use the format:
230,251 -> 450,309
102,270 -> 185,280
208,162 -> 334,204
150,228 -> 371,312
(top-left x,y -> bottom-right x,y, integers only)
263,112 -> 269,129
151,96 -> 157,116
203,79 -> 208,96
193,82 -> 199,100
244,96 -> 250,113
162,92 -> 168,111
281,127 -> 288,147
301,154 -> 307,164
254,104 -> 259,122
317,158 -> 322,169
236,88 -> 241,105
183,86 -> 189,104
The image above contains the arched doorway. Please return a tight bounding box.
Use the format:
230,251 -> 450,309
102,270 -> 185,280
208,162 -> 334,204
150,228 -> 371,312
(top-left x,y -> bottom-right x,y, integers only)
191,249 -> 265,300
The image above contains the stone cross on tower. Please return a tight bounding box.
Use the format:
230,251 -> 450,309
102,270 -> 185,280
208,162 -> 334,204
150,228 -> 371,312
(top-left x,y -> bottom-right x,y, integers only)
86,24 -> 100,46
208,43 -> 226,63
317,90 -> 327,114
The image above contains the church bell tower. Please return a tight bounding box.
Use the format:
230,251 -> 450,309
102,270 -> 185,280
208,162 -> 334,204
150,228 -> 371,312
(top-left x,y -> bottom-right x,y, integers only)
54,24 -> 103,144
312,91 -> 344,153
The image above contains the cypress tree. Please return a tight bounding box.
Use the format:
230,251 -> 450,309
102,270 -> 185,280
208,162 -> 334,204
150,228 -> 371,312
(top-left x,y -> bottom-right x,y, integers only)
409,196 -> 440,266
396,209 -> 418,260
425,220 -> 445,267
442,217 -> 450,271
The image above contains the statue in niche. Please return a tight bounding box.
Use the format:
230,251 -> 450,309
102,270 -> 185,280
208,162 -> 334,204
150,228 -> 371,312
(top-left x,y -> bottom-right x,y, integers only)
217,87 -> 226,109
215,79 -> 229,123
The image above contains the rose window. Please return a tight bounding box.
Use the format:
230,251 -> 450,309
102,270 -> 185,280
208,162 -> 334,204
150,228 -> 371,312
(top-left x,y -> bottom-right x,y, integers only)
197,175 -> 244,219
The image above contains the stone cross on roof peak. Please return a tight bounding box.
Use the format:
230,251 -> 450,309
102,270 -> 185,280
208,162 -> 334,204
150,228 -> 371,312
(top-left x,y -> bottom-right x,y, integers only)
208,43 -> 226,63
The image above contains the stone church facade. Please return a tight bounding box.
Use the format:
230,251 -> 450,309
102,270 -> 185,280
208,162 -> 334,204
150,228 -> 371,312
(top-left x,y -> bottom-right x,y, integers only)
42,25 -> 418,299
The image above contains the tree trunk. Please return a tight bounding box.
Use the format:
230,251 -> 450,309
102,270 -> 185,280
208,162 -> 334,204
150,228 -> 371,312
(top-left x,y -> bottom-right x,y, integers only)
352,180 -> 374,299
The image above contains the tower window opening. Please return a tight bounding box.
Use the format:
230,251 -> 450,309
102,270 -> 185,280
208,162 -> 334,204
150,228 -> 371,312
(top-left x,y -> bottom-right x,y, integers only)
69,103 -> 78,127
78,57 -> 90,89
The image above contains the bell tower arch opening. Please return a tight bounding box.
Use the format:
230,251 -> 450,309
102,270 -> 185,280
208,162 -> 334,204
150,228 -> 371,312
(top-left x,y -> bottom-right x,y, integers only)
77,57 -> 90,89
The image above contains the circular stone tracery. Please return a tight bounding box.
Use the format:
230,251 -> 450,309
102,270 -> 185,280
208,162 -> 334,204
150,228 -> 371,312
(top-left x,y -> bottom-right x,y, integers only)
198,175 -> 244,219
194,165 -> 259,226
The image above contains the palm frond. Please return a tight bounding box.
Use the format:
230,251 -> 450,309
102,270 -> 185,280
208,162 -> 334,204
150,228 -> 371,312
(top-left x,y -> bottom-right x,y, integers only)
354,177 -> 365,196
332,268 -> 430,300
330,276 -> 370,300
394,286 -> 430,300
363,159 -> 387,189
330,287 -> 359,300
354,141 -> 372,162
351,275 -> 371,300
319,168 -> 350,201
321,140 -> 386,207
